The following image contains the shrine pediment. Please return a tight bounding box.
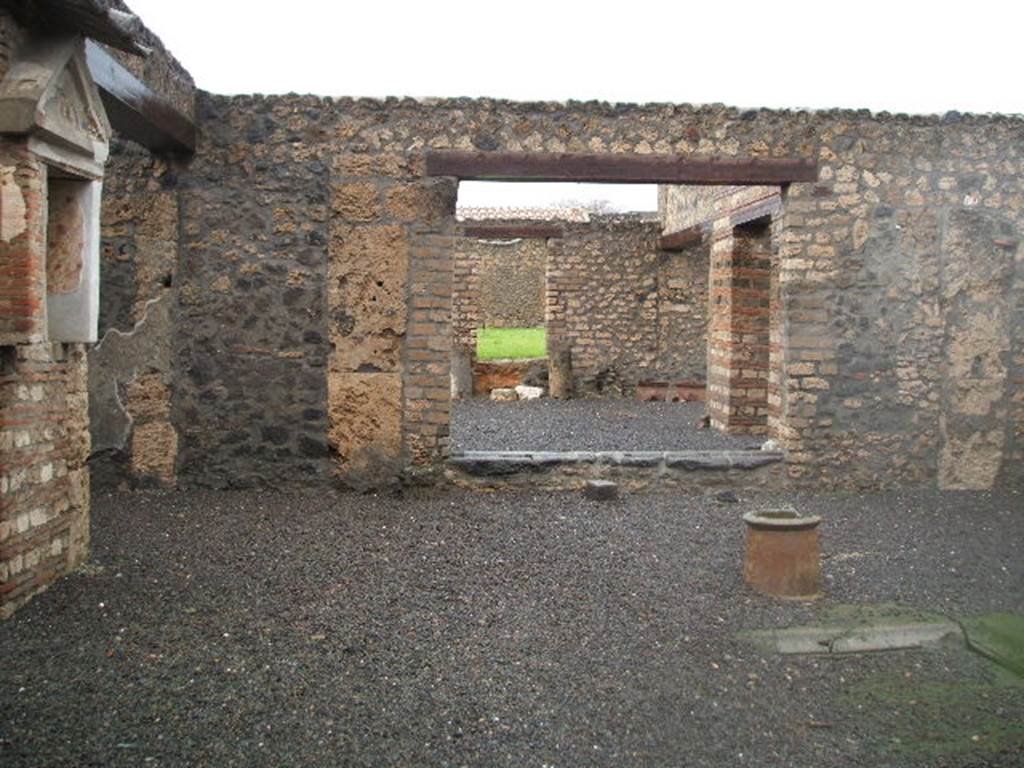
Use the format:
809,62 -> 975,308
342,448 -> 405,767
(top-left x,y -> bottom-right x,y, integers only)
0,35 -> 111,176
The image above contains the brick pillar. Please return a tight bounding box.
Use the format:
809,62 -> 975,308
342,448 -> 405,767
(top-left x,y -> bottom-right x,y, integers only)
405,228 -> 455,468
544,236 -> 573,396
452,240 -> 480,351
707,217 -> 773,435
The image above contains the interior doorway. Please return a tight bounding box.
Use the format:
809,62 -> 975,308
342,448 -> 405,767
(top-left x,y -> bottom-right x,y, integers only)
405,150 -> 817,472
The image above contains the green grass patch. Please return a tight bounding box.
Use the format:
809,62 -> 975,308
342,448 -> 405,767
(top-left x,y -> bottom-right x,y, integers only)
476,327 -> 547,361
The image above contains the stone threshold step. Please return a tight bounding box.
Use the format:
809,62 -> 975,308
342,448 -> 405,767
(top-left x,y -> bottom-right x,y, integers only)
449,450 -> 783,476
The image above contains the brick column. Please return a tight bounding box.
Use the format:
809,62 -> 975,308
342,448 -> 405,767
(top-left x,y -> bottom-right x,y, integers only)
451,240 -> 480,351
405,229 -> 455,468
707,217 -> 773,435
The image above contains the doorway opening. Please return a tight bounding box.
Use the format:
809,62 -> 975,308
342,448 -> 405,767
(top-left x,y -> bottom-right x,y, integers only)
407,150 -> 817,482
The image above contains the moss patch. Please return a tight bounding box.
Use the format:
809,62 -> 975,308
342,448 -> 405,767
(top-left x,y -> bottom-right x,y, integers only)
842,652 -> 1024,763
961,613 -> 1024,678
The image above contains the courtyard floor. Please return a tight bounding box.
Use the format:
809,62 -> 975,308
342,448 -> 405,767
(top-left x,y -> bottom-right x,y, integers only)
1,486 -> 1022,767
452,399 -> 756,453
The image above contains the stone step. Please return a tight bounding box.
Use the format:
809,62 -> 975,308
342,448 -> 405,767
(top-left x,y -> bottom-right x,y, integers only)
446,449 -> 784,490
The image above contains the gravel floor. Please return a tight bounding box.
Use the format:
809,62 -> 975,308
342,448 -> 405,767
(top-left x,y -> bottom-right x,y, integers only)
452,399 -> 758,452
1,486 -> 1022,767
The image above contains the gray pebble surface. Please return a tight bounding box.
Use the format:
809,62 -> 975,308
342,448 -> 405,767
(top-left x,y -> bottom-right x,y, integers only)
452,399 -> 758,452
0,486 -> 1021,767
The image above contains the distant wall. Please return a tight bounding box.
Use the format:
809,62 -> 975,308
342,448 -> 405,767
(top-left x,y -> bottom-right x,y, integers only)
452,232 -> 546,350
478,237 -> 545,328
547,215 -> 708,396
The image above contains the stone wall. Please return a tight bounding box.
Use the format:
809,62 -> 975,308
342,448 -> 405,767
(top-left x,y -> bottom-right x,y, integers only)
174,96 -> 334,489
546,215 -> 707,396
662,155 -> 1022,488
83,3 -> 197,489
89,91 -> 1023,492
654,242 -> 709,384
88,142 -> 184,487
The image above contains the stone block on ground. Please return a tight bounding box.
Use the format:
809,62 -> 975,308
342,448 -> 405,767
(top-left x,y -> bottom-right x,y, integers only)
584,479 -> 619,500
491,388 -> 518,401
514,385 -> 544,400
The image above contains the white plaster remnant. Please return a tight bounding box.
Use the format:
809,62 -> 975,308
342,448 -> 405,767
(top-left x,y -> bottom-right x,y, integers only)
0,166 -> 27,243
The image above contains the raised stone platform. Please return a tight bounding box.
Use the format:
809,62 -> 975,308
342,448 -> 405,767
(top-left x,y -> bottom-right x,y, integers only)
447,449 -> 784,490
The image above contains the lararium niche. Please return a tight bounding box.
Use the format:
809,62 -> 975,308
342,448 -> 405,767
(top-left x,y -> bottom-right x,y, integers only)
0,35 -> 109,345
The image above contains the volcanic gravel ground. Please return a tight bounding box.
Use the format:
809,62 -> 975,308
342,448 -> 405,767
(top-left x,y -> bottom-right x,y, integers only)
452,399 -> 757,452
1,487 -> 1022,767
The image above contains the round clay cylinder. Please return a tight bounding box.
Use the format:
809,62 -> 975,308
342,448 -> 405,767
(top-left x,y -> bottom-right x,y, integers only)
743,509 -> 822,599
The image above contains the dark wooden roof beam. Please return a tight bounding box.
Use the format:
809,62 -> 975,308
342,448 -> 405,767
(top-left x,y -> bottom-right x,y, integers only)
658,225 -> 707,251
84,39 -> 195,154
461,222 -> 564,239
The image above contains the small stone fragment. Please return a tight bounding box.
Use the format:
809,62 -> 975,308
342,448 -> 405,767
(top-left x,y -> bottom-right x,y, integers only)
584,479 -> 619,500
761,439 -> 780,452
514,385 -> 544,400
714,490 -> 739,504
490,388 -> 518,401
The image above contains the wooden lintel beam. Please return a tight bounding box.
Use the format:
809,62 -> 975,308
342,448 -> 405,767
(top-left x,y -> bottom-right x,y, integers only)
84,39 -> 195,155
461,223 -> 564,239
658,225 -> 707,251
426,151 -> 818,185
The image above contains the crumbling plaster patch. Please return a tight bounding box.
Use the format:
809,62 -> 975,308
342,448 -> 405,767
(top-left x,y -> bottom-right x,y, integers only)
0,164 -> 26,242
87,292 -> 177,484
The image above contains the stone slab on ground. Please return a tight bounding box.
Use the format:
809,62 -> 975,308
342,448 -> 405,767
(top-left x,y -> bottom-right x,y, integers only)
740,604 -> 963,655
449,449 -> 783,474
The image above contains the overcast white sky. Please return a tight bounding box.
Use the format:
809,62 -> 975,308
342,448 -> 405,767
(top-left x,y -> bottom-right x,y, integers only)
126,0 -> 1024,211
